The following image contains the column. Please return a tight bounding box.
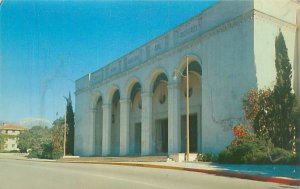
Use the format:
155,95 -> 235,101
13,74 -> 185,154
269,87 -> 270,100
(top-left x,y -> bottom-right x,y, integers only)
141,92 -> 153,155
167,82 -> 181,154
119,99 -> 131,156
102,104 -> 112,156
90,108 -> 97,156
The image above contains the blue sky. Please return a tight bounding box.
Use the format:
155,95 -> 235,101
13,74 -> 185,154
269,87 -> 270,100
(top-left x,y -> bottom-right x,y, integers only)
0,0 -> 217,125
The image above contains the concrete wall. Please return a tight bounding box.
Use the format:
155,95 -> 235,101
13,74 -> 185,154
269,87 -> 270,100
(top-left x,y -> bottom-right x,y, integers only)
199,14 -> 255,153
75,91 -> 94,156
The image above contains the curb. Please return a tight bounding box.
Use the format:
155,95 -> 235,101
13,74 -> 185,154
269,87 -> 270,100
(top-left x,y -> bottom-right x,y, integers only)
5,157 -> 300,186
58,161 -> 300,186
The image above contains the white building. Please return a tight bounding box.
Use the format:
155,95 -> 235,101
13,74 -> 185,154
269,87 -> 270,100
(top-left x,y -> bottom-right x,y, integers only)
0,124 -> 26,151
75,0 -> 300,157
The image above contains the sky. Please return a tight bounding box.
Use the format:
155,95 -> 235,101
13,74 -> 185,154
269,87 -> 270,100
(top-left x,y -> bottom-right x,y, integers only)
0,0 -> 217,126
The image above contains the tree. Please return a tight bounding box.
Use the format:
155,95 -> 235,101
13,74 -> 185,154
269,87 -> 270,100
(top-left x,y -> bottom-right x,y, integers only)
18,126 -> 52,158
272,31 -> 297,150
51,117 -> 64,159
0,133 -> 6,151
17,129 -> 32,153
243,89 -> 273,140
64,92 -> 75,155
243,31 -> 298,152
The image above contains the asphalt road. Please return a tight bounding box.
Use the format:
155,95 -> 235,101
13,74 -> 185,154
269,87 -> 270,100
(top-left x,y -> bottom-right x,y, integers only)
0,159 -> 296,189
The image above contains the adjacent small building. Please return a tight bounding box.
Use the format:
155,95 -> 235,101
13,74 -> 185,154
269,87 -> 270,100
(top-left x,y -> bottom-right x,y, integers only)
0,124 -> 26,151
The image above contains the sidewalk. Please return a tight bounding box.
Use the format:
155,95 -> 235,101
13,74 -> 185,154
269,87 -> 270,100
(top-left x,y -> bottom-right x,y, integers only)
0,153 -> 28,160
139,162 -> 300,179
59,158 -> 300,186
2,153 -> 299,186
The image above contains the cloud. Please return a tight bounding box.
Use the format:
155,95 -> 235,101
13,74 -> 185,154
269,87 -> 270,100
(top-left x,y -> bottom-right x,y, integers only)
18,117 -> 52,128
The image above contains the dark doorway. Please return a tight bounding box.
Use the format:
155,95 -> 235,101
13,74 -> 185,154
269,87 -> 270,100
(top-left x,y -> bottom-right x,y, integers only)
134,123 -> 141,155
155,119 -> 168,154
181,114 -> 197,153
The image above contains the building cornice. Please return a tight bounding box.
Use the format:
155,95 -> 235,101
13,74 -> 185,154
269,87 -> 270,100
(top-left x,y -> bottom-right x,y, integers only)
76,9 -> 297,95
254,10 -> 297,31
76,10 -> 255,95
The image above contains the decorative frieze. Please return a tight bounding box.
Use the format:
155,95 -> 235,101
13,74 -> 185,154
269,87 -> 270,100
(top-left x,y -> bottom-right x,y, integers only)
76,9 -> 295,94
174,16 -> 203,44
125,50 -> 141,69
90,69 -> 104,86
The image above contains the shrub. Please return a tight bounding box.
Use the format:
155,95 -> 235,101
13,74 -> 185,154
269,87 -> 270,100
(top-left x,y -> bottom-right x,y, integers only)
198,153 -> 218,162
40,143 -> 53,159
28,149 -> 43,158
218,136 -> 270,164
218,124 -> 298,164
52,150 -> 64,159
268,147 -> 296,164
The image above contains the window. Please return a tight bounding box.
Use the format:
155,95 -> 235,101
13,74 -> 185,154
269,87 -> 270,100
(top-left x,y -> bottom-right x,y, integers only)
12,130 -> 15,133
12,144 -> 15,148
5,130 -> 8,134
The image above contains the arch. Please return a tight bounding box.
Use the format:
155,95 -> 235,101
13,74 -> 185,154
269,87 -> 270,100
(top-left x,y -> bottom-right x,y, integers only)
112,90 -> 120,105
124,77 -> 143,100
152,73 -> 168,93
174,54 -> 203,81
106,84 -> 120,104
90,91 -> 103,110
176,54 -> 203,153
126,79 -> 143,155
151,69 -> 169,155
145,67 -> 169,92
89,90 -> 104,156
94,95 -> 103,156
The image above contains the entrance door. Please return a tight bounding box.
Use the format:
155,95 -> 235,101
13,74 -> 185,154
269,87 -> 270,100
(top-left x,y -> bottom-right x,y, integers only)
181,114 -> 197,152
134,123 -> 141,155
189,115 -> 197,152
155,119 -> 168,154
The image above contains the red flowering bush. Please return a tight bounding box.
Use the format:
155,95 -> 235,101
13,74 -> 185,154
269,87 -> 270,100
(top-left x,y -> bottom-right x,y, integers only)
231,125 -> 250,139
230,124 -> 254,146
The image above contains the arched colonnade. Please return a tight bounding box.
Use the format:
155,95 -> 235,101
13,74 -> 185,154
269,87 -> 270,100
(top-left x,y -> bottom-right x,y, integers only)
91,55 -> 203,156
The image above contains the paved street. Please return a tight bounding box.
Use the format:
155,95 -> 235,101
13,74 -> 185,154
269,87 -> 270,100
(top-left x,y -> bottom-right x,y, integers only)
0,159 -> 297,189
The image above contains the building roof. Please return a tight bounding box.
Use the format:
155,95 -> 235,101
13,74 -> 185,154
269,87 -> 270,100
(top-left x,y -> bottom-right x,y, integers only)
0,124 -> 26,131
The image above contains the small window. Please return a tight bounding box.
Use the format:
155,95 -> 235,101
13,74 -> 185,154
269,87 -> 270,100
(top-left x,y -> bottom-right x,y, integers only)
12,144 -> 15,148
5,130 -> 8,134
12,130 -> 15,133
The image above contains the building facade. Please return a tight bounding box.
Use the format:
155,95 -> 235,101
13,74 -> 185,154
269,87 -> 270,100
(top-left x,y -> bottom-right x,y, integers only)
0,124 -> 26,151
75,0 -> 300,157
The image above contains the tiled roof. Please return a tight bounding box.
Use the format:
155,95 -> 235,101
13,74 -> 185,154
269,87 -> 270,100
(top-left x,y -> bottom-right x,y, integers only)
0,124 -> 26,131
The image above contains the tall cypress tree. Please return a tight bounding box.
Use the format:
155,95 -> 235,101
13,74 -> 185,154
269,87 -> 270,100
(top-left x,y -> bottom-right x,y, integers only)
272,31 -> 296,150
64,92 -> 75,155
